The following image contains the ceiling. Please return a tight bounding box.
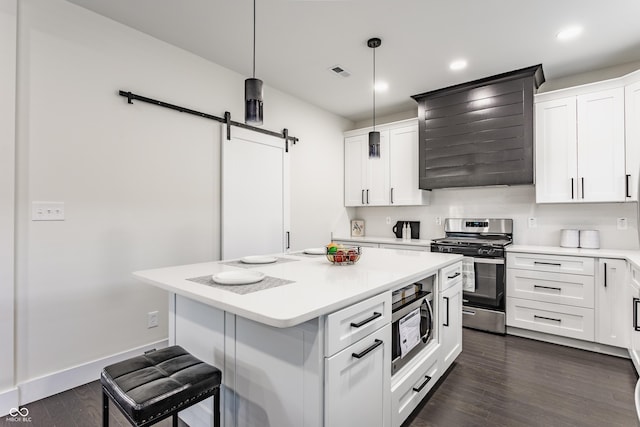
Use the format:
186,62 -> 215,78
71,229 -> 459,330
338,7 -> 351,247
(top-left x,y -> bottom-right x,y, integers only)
66,0 -> 640,123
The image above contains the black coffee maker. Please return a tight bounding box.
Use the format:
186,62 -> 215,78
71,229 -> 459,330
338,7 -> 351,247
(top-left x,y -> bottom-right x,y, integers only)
392,221 -> 420,239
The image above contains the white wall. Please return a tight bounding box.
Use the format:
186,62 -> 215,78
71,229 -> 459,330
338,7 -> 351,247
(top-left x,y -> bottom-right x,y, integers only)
0,0 -> 17,408
348,185 -> 639,249
10,0 -> 350,405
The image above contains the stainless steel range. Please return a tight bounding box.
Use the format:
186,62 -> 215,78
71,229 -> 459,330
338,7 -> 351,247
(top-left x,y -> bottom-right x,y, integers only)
431,218 -> 513,334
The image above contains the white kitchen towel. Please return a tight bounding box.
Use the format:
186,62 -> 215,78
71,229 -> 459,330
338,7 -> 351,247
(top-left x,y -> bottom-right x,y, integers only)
462,257 -> 475,292
398,307 -> 421,358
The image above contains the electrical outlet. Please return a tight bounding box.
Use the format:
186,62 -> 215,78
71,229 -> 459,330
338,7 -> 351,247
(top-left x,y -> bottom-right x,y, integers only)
385,216 -> 391,225
147,311 -> 159,328
528,217 -> 537,229
435,216 -> 442,225
617,218 -> 628,230
32,201 -> 65,221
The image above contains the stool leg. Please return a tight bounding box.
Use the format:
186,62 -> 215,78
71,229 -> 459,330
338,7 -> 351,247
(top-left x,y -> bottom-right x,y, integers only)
213,389 -> 220,427
102,390 -> 109,427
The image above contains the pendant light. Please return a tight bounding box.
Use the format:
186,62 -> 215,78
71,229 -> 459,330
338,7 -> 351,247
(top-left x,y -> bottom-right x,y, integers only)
245,0 -> 263,125
367,37 -> 381,158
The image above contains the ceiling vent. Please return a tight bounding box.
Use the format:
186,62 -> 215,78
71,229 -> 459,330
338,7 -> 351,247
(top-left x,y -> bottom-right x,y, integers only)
329,65 -> 351,78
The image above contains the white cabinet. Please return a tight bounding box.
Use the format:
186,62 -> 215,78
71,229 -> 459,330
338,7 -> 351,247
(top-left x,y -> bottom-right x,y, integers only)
344,120 -> 430,207
344,132 -> 389,206
595,258 -> 629,348
440,280 -> 462,370
535,86 -> 625,203
625,76 -> 640,201
325,324 -> 391,427
324,292 -> 391,427
506,252 -> 596,341
629,264 -> 640,374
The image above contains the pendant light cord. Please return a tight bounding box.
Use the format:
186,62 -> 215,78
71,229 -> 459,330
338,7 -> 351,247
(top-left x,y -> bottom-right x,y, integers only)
372,46 -> 376,130
252,0 -> 256,78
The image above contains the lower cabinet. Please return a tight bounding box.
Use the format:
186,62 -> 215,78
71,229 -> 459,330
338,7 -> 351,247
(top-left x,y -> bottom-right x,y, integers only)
440,280 -> 463,369
629,264 -> 640,374
390,344 -> 440,427
595,258 -> 629,347
325,324 -> 391,427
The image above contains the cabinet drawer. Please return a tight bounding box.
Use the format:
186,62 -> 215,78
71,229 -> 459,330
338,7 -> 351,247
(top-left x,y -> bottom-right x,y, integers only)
506,268 -> 594,308
506,297 -> 595,341
391,344 -> 440,427
333,240 -> 379,248
440,261 -> 463,291
507,253 -> 594,276
325,292 -> 391,356
379,243 -> 428,251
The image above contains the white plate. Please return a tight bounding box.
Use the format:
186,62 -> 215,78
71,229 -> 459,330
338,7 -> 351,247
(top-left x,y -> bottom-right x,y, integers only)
240,255 -> 278,264
303,247 -> 326,255
212,270 -> 265,285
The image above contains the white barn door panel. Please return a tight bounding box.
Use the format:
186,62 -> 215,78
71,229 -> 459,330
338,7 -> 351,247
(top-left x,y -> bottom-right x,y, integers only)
221,126 -> 290,260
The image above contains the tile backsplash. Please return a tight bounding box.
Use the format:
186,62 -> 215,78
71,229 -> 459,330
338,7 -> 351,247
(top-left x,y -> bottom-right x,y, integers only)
345,185 -> 639,250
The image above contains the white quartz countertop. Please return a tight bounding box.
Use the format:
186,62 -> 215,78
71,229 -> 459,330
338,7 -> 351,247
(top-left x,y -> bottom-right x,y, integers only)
331,235 -> 432,248
133,247 -> 461,328
508,245 -> 640,269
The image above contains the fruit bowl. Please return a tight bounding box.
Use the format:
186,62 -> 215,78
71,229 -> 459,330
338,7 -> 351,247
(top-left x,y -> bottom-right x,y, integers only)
325,246 -> 362,265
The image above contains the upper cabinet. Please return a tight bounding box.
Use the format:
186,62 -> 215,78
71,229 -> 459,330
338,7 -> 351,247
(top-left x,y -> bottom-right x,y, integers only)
535,86 -> 625,203
625,72 -> 640,201
535,69 -> 640,204
344,119 -> 430,207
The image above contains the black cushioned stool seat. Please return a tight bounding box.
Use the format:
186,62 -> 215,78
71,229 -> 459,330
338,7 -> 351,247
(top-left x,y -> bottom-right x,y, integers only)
101,345 -> 221,427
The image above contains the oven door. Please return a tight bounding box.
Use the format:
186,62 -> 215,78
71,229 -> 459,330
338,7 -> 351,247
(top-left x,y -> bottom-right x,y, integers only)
463,257 -> 505,310
391,296 -> 434,375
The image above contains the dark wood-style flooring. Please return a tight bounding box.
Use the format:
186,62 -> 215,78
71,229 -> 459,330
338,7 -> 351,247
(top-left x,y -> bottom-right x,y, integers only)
405,329 -> 639,427
4,329 -> 638,427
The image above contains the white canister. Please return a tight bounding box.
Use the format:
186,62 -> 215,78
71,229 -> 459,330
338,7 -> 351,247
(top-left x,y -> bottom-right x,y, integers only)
560,229 -> 579,248
579,229 -> 600,249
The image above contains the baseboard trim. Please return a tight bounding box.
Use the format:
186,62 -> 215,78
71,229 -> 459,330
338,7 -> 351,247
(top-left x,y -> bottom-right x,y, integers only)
507,327 -> 630,358
0,387 -> 19,418
19,339 -> 168,406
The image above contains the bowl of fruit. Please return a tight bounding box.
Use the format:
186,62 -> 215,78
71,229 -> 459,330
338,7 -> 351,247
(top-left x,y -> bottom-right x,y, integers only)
325,243 -> 362,265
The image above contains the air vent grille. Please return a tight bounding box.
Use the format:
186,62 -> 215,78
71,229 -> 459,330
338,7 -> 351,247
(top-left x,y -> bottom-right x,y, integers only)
329,65 -> 351,78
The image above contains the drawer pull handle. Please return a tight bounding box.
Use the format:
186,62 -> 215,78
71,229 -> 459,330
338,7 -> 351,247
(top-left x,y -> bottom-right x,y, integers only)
634,298 -> 640,331
443,296 -> 450,327
352,339 -> 383,359
447,272 -> 461,280
462,309 -> 476,316
350,312 -> 382,328
534,285 -> 561,292
534,261 -> 562,267
534,315 -> 561,323
603,262 -> 607,288
626,174 -> 631,198
412,375 -> 432,393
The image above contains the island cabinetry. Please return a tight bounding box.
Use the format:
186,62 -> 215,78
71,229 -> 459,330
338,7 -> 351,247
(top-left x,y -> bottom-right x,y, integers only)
324,292 -> 391,427
506,253 -> 596,341
440,265 -> 463,370
595,258 -> 629,348
629,263 -> 640,374
535,83 -> 625,203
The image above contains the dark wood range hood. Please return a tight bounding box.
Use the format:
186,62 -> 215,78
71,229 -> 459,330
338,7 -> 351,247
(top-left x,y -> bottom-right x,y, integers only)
411,65 -> 545,190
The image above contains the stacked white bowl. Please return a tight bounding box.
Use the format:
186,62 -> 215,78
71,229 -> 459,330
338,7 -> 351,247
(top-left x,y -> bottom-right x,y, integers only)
579,230 -> 600,249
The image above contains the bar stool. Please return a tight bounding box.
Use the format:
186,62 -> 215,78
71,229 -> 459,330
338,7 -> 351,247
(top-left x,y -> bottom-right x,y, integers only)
101,345 -> 221,427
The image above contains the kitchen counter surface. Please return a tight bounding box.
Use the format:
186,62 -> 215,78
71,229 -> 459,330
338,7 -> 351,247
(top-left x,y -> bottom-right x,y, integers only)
133,247 -> 461,328
331,235 -> 432,248
508,245 -> 640,269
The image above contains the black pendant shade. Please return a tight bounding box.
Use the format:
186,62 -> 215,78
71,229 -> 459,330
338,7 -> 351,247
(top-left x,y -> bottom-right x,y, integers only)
368,131 -> 380,157
368,37 -> 382,158
245,77 -> 263,125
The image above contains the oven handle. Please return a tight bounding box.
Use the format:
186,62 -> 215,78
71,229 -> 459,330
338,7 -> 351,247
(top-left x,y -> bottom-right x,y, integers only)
472,257 -> 504,265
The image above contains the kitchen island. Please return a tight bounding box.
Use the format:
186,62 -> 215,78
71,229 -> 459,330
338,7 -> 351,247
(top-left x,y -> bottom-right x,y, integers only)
133,247 -> 463,427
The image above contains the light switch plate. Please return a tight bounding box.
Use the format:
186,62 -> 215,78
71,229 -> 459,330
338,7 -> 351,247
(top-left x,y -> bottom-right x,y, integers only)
528,217 -> 537,228
32,202 -> 65,221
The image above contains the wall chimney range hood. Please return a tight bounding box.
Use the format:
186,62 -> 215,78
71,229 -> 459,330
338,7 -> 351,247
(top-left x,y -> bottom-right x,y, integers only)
411,65 -> 545,190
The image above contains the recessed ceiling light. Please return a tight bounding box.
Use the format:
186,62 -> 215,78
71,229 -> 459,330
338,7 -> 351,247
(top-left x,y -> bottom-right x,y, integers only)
374,81 -> 389,92
557,26 -> 583,41
449,60 -> 467,71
